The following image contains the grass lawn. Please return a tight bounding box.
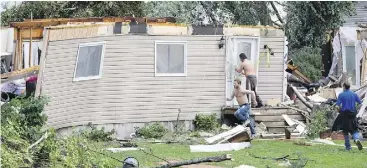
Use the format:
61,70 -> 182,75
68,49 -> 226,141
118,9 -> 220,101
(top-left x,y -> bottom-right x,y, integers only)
105,139 -> 367,168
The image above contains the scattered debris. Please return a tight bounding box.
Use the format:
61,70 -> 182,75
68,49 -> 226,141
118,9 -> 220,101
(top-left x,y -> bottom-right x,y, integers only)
267,98 -> 282,107
307,94 -> 327,103
290,85 -> 313,109
278,160 -> 292,167
198,132 -> 214,138
221,124 -> 231,130
156,154 -> 232,168
106,148 -> 140,153
205,125 -> 247,144
190,142 -> 251,152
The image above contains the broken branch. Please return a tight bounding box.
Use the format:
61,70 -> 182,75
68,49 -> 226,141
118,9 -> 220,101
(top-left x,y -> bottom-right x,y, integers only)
270,1 -> 284,24
27,131 -> 48,151
250,153 -> 289,161
156,154 -> 232,168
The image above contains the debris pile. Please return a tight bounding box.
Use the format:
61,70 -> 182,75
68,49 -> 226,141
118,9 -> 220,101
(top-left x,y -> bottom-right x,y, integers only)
284,67 -> 367,139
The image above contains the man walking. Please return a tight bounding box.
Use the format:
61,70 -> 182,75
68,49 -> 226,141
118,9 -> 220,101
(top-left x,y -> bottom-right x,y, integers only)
235,53 -> 263,108
335,82 -> 363,151
226,78 -> 257,137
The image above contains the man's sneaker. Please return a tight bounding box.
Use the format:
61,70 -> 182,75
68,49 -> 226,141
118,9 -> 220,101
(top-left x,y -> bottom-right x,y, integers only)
355,139 -> 363,151
242,119 -> 251,127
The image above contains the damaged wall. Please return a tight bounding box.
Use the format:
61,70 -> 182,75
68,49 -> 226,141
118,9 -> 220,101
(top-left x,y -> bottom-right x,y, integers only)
42,35 -> 226,130
40,26 -> 286,137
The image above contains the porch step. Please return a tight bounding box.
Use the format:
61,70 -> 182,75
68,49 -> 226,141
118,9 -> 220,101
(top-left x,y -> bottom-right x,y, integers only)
221,106 -> 307,134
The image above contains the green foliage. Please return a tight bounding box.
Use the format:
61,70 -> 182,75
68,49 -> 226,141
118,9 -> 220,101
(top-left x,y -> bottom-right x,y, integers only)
1,1 -> 145,26
1,96 -> 49,167
136,122 -> 168,139
193,113 -> 219,131
285,1 -> 356,49
44,132 -> 116,168
144,1 -> 272,25
81,122 -> 115,142
307,105 -> 333,138
289,47 -> 323,82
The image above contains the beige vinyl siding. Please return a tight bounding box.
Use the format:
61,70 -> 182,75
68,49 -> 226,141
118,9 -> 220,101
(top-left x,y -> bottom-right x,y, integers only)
257,36 -> 285,101
42,35 -> 225,129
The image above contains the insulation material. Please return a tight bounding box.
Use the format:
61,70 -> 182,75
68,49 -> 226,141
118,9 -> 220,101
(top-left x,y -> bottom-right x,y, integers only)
147,25 -> 189,35
223,27 -> 260,36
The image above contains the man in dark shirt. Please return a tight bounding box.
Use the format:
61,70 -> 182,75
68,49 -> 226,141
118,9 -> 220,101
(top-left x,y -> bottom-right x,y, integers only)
336,82 -> 363,151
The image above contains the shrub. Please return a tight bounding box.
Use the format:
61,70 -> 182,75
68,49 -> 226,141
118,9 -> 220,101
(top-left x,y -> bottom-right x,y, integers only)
289,47 -> 322,82
306,105 -> 332,138
81,122 -> 115,142
136,122 -> 168,139
193,113 -> 219,131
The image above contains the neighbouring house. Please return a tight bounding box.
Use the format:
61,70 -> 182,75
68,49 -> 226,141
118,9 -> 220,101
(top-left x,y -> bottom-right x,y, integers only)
8,17 -> 288,138
328,1 -> 367,88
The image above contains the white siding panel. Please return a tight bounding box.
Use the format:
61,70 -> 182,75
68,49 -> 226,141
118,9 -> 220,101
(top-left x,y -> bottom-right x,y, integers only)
257,36 -> 285,102
43,35 -> 226,129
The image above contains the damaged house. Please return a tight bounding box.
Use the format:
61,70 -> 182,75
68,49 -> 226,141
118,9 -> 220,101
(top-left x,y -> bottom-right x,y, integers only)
327,1 -> 367,88
4,17 -> 288,137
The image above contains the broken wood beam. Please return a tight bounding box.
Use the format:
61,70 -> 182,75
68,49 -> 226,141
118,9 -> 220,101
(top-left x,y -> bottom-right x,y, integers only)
357,98 -> 367,118
205,125 -> 246,144
156,154 -> 232,168
290,85 -> 313,109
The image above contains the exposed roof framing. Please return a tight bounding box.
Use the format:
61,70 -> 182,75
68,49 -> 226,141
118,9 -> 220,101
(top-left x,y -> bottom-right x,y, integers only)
10,17 -> 176,28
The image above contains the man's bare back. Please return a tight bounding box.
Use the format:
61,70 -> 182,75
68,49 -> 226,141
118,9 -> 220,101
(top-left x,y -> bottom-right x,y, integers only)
236,60 -> 256,77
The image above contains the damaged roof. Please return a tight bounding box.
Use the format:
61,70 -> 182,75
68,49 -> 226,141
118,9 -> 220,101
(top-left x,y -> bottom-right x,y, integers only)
9,17 -> 177,28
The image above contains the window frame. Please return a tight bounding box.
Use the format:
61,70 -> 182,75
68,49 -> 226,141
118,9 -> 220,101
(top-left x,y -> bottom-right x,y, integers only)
342,43 -> 360,87
73,41 -> 106,82
154,41 -> 187,77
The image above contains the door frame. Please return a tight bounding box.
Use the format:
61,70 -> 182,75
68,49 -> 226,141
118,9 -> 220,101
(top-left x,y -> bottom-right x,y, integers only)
342,43 -> 360,87
225,36 -> 260,106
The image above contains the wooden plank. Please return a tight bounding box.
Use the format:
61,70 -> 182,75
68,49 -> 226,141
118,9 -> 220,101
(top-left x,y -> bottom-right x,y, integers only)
282,114 -> 296,126
253,115 -> 305,122
205,125 -> 246,144
262,121 -> 286,127
20,28 -> 43,39
35,30 -> 50,97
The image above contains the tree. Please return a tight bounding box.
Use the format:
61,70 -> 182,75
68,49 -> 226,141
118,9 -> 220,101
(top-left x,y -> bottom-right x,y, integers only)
144,1 -> 273,26
0,1 -> 145,26
283,1 -> 356,49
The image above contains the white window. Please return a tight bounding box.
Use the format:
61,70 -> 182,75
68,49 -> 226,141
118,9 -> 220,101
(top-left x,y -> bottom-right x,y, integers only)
73,42 -> 106,81
155,41 -> 187,76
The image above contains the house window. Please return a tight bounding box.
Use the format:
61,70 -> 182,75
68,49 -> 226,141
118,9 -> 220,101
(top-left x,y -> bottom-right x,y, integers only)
155,41 -> 187,76
73,42 -> 105,81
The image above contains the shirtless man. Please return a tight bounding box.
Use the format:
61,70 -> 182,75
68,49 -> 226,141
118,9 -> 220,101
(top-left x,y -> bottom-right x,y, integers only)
235,53 -> 264,108
226,78 -> 257,137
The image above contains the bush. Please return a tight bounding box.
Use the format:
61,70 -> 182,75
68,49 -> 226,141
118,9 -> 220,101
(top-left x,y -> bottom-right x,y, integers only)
289,47 -> 322,82
193,113 -> 219,131
136,122 -> 168,139
1,96 -> 49,167
307,106 -> 331,138
81,122 -> 115,142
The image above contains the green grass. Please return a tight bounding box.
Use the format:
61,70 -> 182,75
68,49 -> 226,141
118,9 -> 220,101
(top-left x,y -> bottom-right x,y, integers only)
100,140 -> 367,168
